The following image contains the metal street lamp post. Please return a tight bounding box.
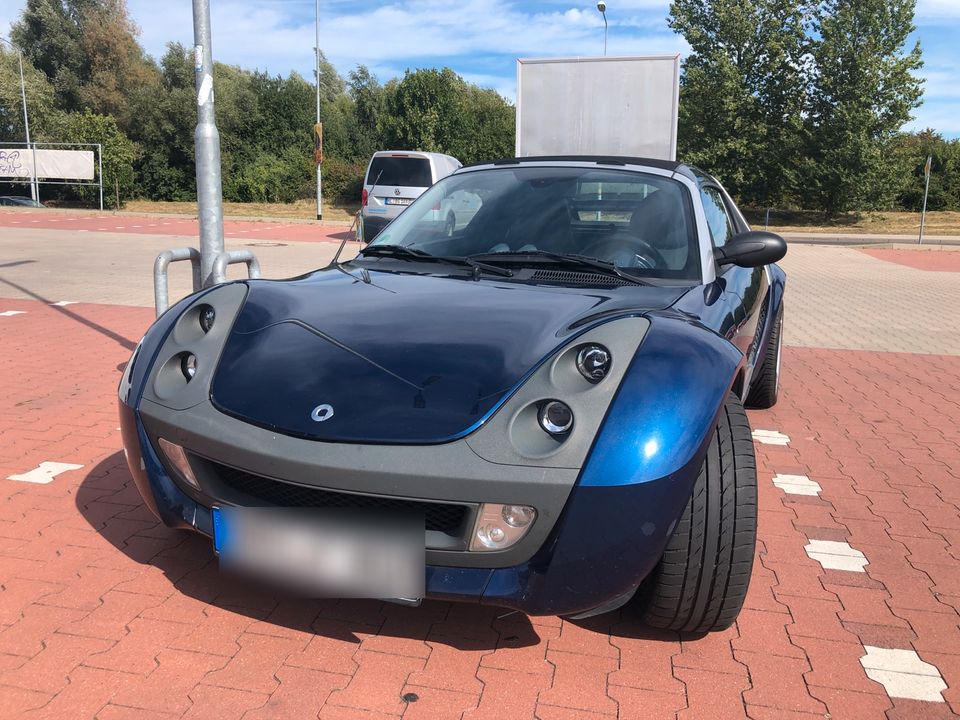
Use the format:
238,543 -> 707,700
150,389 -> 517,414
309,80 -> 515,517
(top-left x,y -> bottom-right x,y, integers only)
314,0 -> 323,221
1,37 -> 38,202
597,1 -> 608,56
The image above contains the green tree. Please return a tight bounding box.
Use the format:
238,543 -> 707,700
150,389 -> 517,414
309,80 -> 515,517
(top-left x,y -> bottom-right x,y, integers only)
57,109 -> 137,203
127,43 -> 196,200
802,0 -> 924,213
381,68 -> 469,155
348,66 -> 386,160
669,0 -> 808,206
895,130 -> 960,211
12,0 -> 156,132
0,47 -> 65,141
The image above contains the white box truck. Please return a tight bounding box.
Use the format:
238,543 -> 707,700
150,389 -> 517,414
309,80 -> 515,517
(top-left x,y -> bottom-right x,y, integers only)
515,55 -> 681,161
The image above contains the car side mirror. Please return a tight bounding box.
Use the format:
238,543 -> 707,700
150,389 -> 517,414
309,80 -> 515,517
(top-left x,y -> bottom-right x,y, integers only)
714,231 -> 787,268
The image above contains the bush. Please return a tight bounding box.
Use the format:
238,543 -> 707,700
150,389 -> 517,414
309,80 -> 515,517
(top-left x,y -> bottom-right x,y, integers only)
322,159 -> 365,205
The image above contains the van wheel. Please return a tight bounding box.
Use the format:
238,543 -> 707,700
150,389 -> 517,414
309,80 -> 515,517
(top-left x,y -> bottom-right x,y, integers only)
445,212 -> 456,236
361,218 -> 376,243
746,306 -> 783,409
632,393 -> 757,633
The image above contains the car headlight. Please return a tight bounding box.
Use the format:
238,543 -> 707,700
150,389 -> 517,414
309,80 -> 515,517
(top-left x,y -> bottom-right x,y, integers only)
538,400 -> 573,435
198,305 -> 216,333
180,352 -> 198,381
576,344 -> 611,383
470,503 -> 537,551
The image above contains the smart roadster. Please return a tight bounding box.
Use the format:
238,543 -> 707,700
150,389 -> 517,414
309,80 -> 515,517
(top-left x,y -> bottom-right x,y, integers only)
119,156 -> 786,632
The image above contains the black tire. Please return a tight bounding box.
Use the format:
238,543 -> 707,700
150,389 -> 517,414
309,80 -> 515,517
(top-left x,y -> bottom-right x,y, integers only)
633,393 -> 757,633
745,306 -> 782,409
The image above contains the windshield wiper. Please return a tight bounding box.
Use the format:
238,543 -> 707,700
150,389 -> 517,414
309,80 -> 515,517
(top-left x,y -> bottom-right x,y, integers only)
468,250 -> 649,286
358,244 -> 513,278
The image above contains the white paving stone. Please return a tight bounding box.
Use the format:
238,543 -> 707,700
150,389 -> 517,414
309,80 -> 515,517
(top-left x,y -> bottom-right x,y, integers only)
804,539 -> 869,572
0,310 -> 27,317
752,429 -> 791,445
861,646 -> 947,702
774,473 -> 822,496
7,461 -> 84,485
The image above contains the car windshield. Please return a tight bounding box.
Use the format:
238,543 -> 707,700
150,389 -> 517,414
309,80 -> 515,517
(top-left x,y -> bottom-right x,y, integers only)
368,166 -> 699,280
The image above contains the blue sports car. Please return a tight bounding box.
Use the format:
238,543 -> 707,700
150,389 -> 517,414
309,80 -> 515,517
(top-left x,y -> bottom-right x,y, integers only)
119,156 -> 786,632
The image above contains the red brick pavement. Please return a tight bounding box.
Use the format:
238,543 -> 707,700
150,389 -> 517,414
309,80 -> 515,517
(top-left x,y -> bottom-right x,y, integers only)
1,298 -> 959,718
0,210 -> 350,244
859,248 -> 960,272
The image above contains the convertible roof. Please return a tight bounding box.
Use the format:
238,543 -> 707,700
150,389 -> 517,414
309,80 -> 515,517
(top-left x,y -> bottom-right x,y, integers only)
459,155 -> 694,179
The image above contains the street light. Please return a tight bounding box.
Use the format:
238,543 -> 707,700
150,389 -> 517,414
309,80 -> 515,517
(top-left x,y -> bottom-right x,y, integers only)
314,0 -> 323,222
597,1 -> 608,56
0,37 -> 38,202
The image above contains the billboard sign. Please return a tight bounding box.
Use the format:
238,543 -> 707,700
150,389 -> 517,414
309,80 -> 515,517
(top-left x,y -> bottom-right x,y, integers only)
0,148 -> 96,181
516,55 -> 681,160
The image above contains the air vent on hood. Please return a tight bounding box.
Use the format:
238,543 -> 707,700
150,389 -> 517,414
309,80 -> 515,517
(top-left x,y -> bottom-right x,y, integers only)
531,269 -> 634,287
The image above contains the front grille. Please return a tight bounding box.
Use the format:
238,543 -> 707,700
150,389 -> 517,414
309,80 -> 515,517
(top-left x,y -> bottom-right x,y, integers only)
531,269 -> 634,287
208,462 -> 469,536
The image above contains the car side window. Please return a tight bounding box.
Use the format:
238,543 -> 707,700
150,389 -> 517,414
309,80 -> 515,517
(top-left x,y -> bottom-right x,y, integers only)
700,187 -> 734,248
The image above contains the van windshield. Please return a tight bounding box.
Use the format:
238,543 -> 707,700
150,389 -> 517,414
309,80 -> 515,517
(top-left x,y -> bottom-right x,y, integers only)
367,157 -> 432,187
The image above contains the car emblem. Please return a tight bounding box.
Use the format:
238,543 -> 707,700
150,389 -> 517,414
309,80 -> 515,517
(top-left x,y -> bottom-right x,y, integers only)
394,188 -> 401,196
311,404 -> 334,422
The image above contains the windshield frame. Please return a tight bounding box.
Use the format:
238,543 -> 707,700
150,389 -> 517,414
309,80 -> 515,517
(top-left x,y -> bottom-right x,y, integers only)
366,161 -> 711,285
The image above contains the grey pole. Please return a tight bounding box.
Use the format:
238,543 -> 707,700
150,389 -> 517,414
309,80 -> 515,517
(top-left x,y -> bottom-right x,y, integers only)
97,143 -> 104,211
2,38 -> 37,202
315,0 -> 323,221
918,154 -> 931,246
192,0 -> 225,288
598,5 -> 608,56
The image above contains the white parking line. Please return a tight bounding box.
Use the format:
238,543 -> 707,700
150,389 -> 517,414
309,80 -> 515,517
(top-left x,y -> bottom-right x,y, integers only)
773,473 -> 822,496
50,301 -> 78,307
0,310 -> 27,317
7,461 -> 84,484
752,429 -> 791,445
804,539 -> 868,572
860,646 -> 947,702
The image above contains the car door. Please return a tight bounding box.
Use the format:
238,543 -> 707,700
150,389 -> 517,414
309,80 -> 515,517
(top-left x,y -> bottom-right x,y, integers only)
699,185 -> 769,363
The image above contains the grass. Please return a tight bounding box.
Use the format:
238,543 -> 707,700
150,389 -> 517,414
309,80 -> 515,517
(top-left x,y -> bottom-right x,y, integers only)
742,208 -> 960,236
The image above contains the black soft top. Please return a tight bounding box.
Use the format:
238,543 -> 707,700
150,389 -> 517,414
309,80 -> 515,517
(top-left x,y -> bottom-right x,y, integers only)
459,155 -> 693,179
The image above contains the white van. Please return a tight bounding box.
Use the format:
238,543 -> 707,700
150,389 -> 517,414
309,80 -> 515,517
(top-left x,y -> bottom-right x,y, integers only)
359,151 -> 461,241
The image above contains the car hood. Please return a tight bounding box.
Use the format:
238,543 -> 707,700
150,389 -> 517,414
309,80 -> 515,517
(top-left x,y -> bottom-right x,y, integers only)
210,266 -> 686,444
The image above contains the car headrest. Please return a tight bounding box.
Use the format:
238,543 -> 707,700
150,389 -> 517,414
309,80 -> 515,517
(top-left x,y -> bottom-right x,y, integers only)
629,190 -> 688,250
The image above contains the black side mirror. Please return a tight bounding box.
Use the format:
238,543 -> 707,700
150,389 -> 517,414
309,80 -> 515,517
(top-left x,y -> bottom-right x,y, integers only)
715,230 -> 787,268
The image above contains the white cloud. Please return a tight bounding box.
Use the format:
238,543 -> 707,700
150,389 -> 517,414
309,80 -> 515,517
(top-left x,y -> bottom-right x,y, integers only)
916,0 -> 960,19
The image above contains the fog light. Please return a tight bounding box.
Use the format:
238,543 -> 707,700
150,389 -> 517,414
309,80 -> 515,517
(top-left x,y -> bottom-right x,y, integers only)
158,438 -> 200,489
199,305 -> 216,333
181,353 -> 198,381
576,344 -> 611,383
538,400 -> 573,435
470,503 -> 536,552
502,504 -> 536,528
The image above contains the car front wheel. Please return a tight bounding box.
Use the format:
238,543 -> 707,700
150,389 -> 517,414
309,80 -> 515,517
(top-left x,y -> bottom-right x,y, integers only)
746,306 -> 783,409
632,392 -> 757,633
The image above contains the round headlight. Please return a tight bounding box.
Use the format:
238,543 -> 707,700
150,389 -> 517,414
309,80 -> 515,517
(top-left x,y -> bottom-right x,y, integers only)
539,400 -> 573,435
181,353 -> 198,381
576,344 -> 611,383
199,305 -> 216,333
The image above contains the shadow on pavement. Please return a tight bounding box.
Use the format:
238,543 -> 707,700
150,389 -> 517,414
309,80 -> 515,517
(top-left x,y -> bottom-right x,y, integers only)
76,451 -> 542,651
0,273 -> 137,350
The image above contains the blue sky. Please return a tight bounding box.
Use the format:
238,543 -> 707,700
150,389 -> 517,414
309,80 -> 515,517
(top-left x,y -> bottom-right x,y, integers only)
3,0 -> 958,138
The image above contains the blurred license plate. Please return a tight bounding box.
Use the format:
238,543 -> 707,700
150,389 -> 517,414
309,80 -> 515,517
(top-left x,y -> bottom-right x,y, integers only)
212,506 -> 424,599
384,197 -> 413,205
